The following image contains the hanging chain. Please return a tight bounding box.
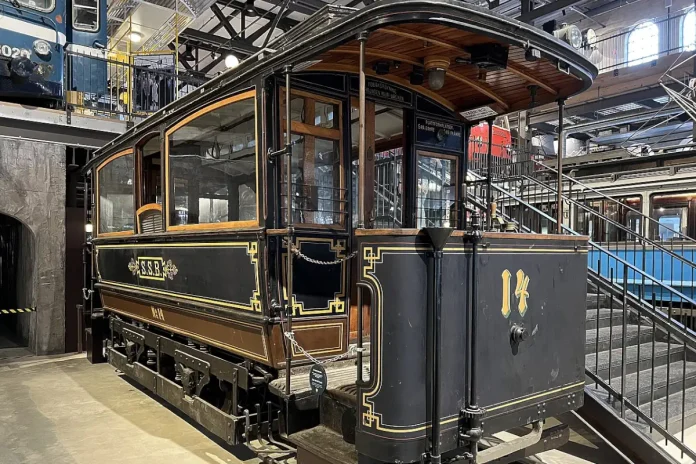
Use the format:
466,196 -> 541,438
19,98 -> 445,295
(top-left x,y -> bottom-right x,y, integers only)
283,239 -> 358,265
82,288 -> 93,300
283,331 -> 358,365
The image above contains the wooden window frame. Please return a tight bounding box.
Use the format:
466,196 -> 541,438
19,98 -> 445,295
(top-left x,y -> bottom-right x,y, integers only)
95,149 -> 135,238
279,87 -> 346,229
415,150 -> 460,228
164,89 -> 259,232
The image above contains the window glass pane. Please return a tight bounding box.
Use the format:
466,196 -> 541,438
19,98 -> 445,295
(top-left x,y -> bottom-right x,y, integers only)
284,133 -> 343,225
684,10 -> 695,52
653,206 -> 688,240
627,21 -> 659,66
169,96 -> 256,227
99,154 -> 134,234
17,0 -> 54,12
314,101 -> 338,129
73,0 -> 98,31
416,154 -> 457,228
141,137 -> 162,205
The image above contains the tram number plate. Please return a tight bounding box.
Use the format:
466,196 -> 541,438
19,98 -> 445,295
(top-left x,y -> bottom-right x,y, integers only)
309,364 -> 327,396
0,45 -> 31,59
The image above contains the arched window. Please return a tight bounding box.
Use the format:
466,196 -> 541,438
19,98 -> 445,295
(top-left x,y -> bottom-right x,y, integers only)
627,21 -> 659,66
684,10 -> 695,51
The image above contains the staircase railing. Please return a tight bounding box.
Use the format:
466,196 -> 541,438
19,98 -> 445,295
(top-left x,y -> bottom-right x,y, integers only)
467,180 -> 696,461
518,173 -> 696,308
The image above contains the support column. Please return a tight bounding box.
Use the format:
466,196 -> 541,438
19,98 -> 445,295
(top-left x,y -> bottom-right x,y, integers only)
486,118 -> 493,231
556,99 -> 565,234
357,31 -> 369,229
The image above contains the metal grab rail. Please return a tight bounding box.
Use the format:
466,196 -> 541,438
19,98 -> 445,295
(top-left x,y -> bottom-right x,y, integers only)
531,158 -> 696,245
480,182 -> 696,460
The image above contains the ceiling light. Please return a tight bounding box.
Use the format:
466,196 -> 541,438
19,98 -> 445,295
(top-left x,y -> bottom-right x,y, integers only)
424,56 -> 450,91
129,31 -> 143,43
225,54 -> 239,69
553,23 -> 582,49
243,0 -> 259,17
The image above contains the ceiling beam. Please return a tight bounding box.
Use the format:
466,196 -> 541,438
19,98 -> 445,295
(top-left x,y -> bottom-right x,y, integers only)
225,1 -> 299,31
516,0 -> 588,24
179,29 -> 259,55
210,3 -> 237,37
377,28 -> 557,96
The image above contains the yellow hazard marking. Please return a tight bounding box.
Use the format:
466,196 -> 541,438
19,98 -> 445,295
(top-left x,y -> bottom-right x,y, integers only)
0,308 -> 35,315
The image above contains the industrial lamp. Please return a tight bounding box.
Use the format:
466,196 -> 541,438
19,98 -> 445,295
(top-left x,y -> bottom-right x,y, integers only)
424,56 -> 450,91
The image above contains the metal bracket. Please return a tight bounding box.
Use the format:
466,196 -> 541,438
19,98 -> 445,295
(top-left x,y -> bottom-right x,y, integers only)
123,328 -> 145,364
174,349 -> 211,397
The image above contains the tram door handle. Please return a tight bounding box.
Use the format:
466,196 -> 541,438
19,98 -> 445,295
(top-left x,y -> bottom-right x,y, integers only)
356,282 -> 373,385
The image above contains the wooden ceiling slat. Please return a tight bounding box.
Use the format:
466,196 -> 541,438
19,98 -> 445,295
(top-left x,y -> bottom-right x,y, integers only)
327,47 -> 509,110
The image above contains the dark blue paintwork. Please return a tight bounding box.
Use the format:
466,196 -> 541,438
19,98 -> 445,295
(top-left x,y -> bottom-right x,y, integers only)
0,0 -> 106,102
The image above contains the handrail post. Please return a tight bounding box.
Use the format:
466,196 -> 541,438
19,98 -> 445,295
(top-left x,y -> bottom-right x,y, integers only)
283,64 -> 294,397
486,118 -> 493,231
357,31 -> 369,229
556,98 -> 565,234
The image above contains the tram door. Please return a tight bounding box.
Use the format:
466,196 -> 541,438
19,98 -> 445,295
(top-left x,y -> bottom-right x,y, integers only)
348,99 -> 405,340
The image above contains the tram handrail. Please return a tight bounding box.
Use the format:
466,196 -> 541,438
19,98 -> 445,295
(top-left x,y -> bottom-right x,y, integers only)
530,158 -> 696,245
519,173 -> 696,281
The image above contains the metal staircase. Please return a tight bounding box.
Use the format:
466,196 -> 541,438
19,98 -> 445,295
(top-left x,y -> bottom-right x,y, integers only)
465,162 -> 696,463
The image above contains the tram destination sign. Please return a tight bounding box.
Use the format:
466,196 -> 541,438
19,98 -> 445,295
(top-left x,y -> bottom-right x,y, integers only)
416,118 -> 463,151
350,77 -> 412,106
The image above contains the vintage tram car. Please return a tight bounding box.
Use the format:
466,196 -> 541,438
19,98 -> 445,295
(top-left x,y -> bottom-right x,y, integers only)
0,0 -> 106,102
82,2 -> 596,463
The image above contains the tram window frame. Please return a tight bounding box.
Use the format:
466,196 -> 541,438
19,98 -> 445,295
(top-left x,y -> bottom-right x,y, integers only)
574,195 -> 642,243
415,151 -> 459,229
164,89 -> 259,232
650,191 -> 696,241
279,88 -> 346,229
134,133 -> 163,234
17,0 -> 54,13
72,0 -> 100,32
95,149 -> 135,237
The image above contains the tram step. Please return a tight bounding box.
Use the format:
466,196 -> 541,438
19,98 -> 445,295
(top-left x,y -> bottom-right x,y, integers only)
585,308 -> 629,330
320,387 -> 357,443
635,384 -> 696,439
291,425 -> 357,464
586,342 -> 685,380
585,325 -> 654,355
587,361 -> 696,407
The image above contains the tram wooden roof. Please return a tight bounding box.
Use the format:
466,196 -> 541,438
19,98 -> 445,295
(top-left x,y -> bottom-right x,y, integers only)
311,23 -> 585,115
89,0 -> 597,165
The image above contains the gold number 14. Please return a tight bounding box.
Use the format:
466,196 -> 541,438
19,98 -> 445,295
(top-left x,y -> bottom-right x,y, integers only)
501,269 -> 530,318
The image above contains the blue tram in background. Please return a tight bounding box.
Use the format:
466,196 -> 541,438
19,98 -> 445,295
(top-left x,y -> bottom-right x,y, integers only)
0,0 -> 106,104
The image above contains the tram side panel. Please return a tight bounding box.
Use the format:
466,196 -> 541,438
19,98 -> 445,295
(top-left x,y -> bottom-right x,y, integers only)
355,232 -> 588,464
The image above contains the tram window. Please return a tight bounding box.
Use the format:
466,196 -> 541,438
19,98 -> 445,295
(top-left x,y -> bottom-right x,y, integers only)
281,90 -> 344,226
416,152 -> 458,228
140,137 -> 162,205
73,0 -> 99,32
97,152 -> 134,235
575,196 -> 642,242
17,0 -> 54,12
651,192 -> 694,240
350,103 -> 404,229
167,92 -> 257,229
289,97 -> 338,129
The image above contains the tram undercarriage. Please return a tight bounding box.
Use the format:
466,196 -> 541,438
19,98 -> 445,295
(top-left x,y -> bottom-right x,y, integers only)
81,2 -> 597,463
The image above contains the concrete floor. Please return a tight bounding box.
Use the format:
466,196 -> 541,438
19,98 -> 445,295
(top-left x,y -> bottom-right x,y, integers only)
0,353 -> 639,464
0,355 -> 248,464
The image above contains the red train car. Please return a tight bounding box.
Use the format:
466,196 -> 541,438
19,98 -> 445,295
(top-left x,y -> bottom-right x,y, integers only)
468,121 -> 513,160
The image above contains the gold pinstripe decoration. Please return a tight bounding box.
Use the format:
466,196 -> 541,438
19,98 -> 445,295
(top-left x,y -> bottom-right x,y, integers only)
0,308 -> 36,315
